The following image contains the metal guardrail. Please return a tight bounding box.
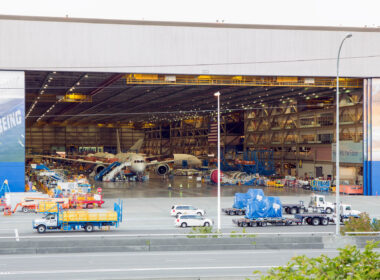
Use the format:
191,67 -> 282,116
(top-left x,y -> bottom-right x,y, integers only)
0,231 -> 335,240
344,232 -> 380,235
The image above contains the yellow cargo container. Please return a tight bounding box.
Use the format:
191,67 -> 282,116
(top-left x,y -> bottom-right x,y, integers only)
61,210 -> 117,222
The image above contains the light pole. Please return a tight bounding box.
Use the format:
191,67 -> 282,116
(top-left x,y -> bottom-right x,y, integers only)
336,33 -> 352,236
214,91 -> 221,231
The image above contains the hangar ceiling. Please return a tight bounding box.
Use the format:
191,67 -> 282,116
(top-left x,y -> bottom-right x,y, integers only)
25,71 -> 362,126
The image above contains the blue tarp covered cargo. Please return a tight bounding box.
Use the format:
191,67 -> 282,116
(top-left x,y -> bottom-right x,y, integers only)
233,189 -> 265,209
245,196 -> 282,219
246,188 -> 264,200
233,193 -> 249,209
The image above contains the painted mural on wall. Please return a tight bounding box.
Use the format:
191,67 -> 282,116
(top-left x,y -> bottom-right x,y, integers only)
332,140 -> 363,164
0,71 -> 25,191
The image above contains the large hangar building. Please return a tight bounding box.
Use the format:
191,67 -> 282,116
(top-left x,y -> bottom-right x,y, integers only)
0,15 -> 379,195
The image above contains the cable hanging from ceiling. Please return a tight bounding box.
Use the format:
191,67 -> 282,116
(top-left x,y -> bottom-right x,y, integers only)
4,53 -> 380,70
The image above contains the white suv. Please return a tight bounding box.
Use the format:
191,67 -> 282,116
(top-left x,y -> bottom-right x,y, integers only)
171,205 -> 205,217
175,215 -> 213,228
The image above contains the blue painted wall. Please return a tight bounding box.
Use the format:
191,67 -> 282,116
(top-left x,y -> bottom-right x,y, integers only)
0,71 -> 25,192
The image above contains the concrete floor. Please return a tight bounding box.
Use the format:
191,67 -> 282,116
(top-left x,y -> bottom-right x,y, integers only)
93,175 -> 312,198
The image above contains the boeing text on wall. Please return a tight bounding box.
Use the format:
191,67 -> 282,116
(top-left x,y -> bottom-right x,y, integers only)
0,71 -> 25,192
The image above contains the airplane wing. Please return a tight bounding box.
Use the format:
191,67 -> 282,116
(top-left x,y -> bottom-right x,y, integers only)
34,155 -> 111,165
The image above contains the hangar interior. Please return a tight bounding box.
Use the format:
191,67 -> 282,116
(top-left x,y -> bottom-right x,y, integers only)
25,71 -> 363,183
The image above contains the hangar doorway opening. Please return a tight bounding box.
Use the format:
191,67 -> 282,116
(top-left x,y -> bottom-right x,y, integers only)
25,72 -> 364,192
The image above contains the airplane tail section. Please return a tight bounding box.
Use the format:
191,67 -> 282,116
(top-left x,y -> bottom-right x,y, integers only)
128,138 -> 144,153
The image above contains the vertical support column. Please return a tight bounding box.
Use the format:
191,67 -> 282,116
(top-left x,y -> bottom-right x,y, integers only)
363,78 -> 380,195
0,71 -> 25,192
363,79 -> 371,195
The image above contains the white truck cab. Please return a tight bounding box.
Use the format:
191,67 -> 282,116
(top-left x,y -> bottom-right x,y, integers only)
308,194 -> 361,216
308,194 -> 335,214
340,204 -> 361,217
33,213 -> 59,233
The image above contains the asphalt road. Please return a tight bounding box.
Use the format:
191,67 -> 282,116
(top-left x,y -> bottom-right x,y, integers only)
0,248 -> 363,280
0,192 -> 380,238
1,194 -> 379,238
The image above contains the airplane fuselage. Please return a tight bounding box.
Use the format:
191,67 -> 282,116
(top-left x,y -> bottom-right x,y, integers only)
128,154 -> 147,174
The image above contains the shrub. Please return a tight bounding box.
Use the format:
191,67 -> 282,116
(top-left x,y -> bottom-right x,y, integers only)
187,227 -> 219,238
372,218 -> 380,232
230,227 -> 256,238
255,241 -> 380,279
341,212 -> 379,235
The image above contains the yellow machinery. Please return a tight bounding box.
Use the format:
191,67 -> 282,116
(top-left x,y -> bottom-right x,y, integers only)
126,74 -> 362,88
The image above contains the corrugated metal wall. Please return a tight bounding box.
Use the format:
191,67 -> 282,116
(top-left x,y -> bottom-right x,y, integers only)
0,16 -> 379,77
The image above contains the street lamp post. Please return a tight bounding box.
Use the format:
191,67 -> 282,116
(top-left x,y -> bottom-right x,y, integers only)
214,91 -> 221,231
336,33 -> 352,236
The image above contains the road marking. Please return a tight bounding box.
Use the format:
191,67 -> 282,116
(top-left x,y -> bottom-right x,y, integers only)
14,229 -> 19,242
0,249 -> 346,260
0,265 -> 278,275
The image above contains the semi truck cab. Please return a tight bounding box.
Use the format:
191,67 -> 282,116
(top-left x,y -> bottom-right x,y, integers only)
341,204 -> 361,217
308,194 -> 335,213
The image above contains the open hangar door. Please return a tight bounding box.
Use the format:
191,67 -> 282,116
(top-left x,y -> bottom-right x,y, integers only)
24,72 -> 363,190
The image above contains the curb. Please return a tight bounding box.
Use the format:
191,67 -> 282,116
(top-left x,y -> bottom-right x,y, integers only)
0,235 -> 378,254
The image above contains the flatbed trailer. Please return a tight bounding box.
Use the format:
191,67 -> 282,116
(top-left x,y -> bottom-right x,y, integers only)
294,213 -> 332,226
233,217 -> 302,227
222,208 -> 246,216
282,203 -> 307,214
